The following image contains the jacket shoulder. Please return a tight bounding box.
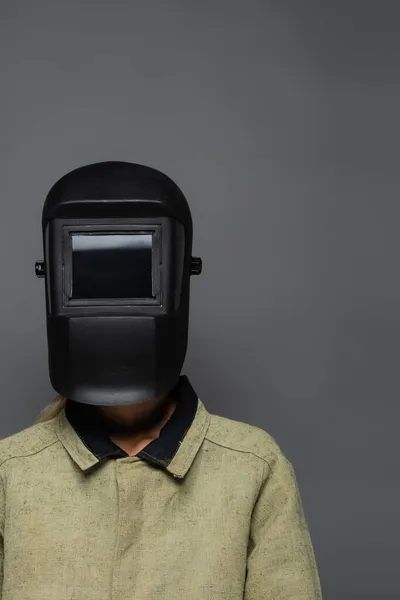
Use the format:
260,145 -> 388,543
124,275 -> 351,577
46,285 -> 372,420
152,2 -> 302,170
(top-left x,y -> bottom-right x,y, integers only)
0,419 -> 59,467
206,412 -> 286,466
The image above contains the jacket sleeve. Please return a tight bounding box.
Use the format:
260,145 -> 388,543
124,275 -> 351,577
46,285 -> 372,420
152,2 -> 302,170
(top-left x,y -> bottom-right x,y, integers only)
244,450 -> 323,600
0,470 -> 4,599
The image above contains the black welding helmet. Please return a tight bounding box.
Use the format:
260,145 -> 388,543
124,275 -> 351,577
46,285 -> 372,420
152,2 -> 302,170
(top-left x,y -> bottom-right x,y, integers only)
36,161 -> 202,406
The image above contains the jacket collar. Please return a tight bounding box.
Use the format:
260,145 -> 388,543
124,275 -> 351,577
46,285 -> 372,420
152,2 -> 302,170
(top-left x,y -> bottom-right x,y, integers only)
56,376 -> 210,479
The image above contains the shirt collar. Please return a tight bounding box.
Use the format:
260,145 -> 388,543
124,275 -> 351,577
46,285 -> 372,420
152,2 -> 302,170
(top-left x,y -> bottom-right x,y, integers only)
55,375 -> 210,479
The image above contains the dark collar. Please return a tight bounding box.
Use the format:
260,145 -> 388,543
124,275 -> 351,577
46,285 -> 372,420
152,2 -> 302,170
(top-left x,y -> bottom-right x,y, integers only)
65,375 -> 198,469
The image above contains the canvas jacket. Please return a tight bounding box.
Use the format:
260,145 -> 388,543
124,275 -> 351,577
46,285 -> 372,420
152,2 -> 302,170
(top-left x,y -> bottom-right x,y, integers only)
0,376 -> 322,600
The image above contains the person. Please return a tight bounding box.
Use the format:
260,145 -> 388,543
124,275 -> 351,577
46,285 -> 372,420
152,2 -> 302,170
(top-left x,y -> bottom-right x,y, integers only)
0,162 -> 323,600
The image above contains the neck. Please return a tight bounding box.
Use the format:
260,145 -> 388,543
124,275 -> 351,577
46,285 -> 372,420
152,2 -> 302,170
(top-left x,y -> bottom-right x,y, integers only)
106,398 -> 177,456
96,392 -> 176,440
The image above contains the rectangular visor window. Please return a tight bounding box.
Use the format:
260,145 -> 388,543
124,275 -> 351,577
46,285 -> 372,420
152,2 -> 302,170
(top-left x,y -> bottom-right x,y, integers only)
71,233 -> 154,299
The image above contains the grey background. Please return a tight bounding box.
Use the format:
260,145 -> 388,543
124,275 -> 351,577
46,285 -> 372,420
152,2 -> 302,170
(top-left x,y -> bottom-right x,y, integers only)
1,1 -> 399,598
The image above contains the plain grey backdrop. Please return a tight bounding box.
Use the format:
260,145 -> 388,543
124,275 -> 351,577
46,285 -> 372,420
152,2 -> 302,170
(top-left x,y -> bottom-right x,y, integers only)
1,1 -> 399,598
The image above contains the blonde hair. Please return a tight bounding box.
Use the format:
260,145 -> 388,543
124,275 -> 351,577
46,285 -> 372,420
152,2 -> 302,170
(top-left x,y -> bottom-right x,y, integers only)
34,395 -> 67,425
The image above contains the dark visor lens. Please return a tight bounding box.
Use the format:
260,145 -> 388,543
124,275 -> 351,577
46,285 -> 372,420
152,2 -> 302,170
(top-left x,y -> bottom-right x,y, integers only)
71,234 -> 153,299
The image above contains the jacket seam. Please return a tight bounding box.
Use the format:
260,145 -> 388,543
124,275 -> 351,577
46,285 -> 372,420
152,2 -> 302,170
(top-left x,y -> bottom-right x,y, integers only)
0,438 -> 60,470
203,436 -> 273,471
